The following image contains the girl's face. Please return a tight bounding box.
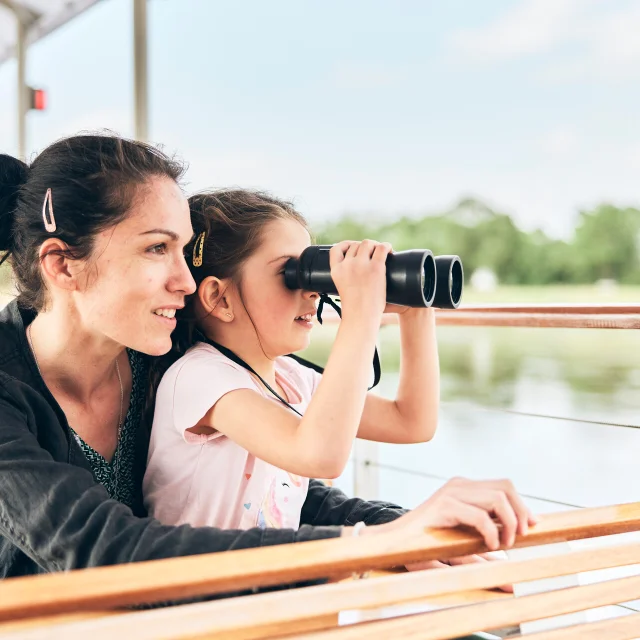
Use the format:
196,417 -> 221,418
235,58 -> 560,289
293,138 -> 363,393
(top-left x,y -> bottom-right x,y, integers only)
71,177 -> 196,355
238,218 -> 318,357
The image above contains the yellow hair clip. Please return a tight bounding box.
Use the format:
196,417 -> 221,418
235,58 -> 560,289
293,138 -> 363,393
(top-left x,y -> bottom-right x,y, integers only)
192,231 -> 206,267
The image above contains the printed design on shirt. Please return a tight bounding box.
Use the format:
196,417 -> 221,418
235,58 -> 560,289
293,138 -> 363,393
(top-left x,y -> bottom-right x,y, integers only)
256,469 -> 304,529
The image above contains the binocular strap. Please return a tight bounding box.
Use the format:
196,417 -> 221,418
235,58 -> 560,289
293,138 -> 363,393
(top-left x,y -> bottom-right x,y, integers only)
194,294 -> 381,420
292,293 -> 381,391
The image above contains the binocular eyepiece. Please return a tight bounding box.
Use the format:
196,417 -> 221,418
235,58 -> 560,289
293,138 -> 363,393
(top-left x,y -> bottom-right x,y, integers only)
284,245 -> 463,309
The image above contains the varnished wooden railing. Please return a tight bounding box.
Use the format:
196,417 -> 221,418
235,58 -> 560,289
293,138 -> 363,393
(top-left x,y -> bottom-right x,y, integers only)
294,576 -> 640,639
1,502 -> 639,623
378,304 -> 640,329
1,503 -> 640,639
434,304 -> 640,330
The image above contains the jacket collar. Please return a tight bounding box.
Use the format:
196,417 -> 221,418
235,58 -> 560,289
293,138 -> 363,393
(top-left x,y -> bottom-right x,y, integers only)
0,299 -> 39,382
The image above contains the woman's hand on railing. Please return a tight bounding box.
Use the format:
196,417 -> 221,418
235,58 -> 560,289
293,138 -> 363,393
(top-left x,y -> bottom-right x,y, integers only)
405,551 -> 514,593
358,476 -> 538,551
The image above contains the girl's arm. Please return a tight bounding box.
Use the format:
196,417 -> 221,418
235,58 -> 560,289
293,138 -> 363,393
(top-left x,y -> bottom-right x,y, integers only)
356,306 -> 439,444
198,313 -> 379,478
194,240 -> 390,479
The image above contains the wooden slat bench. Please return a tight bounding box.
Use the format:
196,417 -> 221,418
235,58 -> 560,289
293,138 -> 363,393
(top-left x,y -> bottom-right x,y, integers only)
1,502 -> 639,639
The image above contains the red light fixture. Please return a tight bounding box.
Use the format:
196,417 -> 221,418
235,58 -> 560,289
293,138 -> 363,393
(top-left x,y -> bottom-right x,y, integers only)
29,87 -> 47,111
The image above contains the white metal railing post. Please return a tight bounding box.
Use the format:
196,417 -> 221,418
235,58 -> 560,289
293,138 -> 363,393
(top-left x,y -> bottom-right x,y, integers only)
133,0 -> 148,141
2,0 -> 39,160
16,15 -> 27,160
352,439 -> 379,501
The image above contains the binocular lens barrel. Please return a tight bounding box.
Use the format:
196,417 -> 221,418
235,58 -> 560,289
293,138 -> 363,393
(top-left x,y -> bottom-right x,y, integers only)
433,255 -> 464,309
284,245 -> 463,309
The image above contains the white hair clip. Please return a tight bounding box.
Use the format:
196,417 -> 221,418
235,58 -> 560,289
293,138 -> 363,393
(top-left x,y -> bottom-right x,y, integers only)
42,188 -> 56,232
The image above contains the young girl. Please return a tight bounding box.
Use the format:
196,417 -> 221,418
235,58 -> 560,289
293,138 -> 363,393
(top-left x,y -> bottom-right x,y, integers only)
143,189 -> 440,530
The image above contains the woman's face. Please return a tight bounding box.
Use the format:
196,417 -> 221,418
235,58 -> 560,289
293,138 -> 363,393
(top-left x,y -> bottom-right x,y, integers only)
238,218 -> 318,357
72,177 -> 196,355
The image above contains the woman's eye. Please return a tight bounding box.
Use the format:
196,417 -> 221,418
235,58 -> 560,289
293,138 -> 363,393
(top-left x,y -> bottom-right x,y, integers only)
282,482 -> 290,488
147,243 -> 167,255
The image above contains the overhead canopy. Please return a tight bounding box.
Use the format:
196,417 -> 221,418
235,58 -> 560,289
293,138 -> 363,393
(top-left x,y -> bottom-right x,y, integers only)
0,0 -> 102,66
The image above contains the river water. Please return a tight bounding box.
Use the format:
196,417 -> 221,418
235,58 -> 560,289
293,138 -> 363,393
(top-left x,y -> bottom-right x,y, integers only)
303,324 -> 640,514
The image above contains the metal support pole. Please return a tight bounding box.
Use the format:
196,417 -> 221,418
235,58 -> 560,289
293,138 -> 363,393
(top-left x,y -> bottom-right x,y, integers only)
16,16 -> 27,160
353,439 -> 379,500
3,0 -> 37,159
133,0 -> 148,141
352,336 -> 381,499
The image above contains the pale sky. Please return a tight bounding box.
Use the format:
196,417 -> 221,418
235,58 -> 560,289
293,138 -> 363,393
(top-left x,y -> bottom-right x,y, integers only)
1,0 -> 639,238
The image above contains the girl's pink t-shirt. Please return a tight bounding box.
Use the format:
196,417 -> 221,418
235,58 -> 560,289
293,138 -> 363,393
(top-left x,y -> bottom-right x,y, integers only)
143,342 -> 321,530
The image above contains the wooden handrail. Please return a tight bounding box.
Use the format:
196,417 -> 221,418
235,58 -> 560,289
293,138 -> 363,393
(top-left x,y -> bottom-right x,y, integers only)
0,502 -> 639,623
428,304 -> 640,329
520,613 -> 640,639
317,304 -> 640,329
0,612 -> 119,637
442,304 -> 640,314
433,312 -> 640,330
294,576 -> 640,639
4,543 -> 640,640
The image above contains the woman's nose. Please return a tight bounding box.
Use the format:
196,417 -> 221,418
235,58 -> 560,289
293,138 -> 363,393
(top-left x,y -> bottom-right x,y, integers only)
170,254 -> 197,295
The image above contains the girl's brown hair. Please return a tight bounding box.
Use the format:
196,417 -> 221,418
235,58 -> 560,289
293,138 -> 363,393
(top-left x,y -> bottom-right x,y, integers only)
187,189 -> 307,289
145,189 -> 308,421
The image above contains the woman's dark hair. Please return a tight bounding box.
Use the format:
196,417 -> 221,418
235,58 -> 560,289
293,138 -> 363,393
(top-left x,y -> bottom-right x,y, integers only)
0,133 -> 185,311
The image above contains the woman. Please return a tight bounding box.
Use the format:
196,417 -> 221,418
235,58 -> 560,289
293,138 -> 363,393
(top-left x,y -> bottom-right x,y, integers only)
0,133 -> 534,582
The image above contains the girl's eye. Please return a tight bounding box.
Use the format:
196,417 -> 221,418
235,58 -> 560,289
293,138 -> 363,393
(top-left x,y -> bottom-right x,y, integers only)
147,243 -> 167,255
282,482 -> 290,488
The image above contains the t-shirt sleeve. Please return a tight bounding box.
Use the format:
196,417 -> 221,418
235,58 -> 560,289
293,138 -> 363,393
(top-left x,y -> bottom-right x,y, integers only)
170,352 -> 257,444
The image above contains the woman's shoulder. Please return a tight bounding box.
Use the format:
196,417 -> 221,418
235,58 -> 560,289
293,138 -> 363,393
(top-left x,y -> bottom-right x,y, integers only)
0,301 -> 41,393
0,300 -> 29,359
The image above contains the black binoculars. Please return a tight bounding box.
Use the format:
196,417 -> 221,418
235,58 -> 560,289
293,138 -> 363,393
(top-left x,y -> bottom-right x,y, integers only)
284,245 -> 463,309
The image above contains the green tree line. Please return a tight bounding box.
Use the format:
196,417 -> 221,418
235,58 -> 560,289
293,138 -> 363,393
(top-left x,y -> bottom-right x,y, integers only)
1,198 -> 639,289
313,199 -> 640,285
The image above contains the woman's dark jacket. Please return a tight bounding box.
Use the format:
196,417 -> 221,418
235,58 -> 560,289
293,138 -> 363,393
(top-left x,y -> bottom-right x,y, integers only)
0,300 -> 406,579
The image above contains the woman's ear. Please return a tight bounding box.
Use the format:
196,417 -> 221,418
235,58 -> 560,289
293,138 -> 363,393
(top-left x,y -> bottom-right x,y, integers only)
198,276 -> 235,321
39,239 -> 81,292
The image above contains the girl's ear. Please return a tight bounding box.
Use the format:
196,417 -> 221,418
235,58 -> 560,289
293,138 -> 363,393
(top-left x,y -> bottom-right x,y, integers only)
198,276 -> 235,321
